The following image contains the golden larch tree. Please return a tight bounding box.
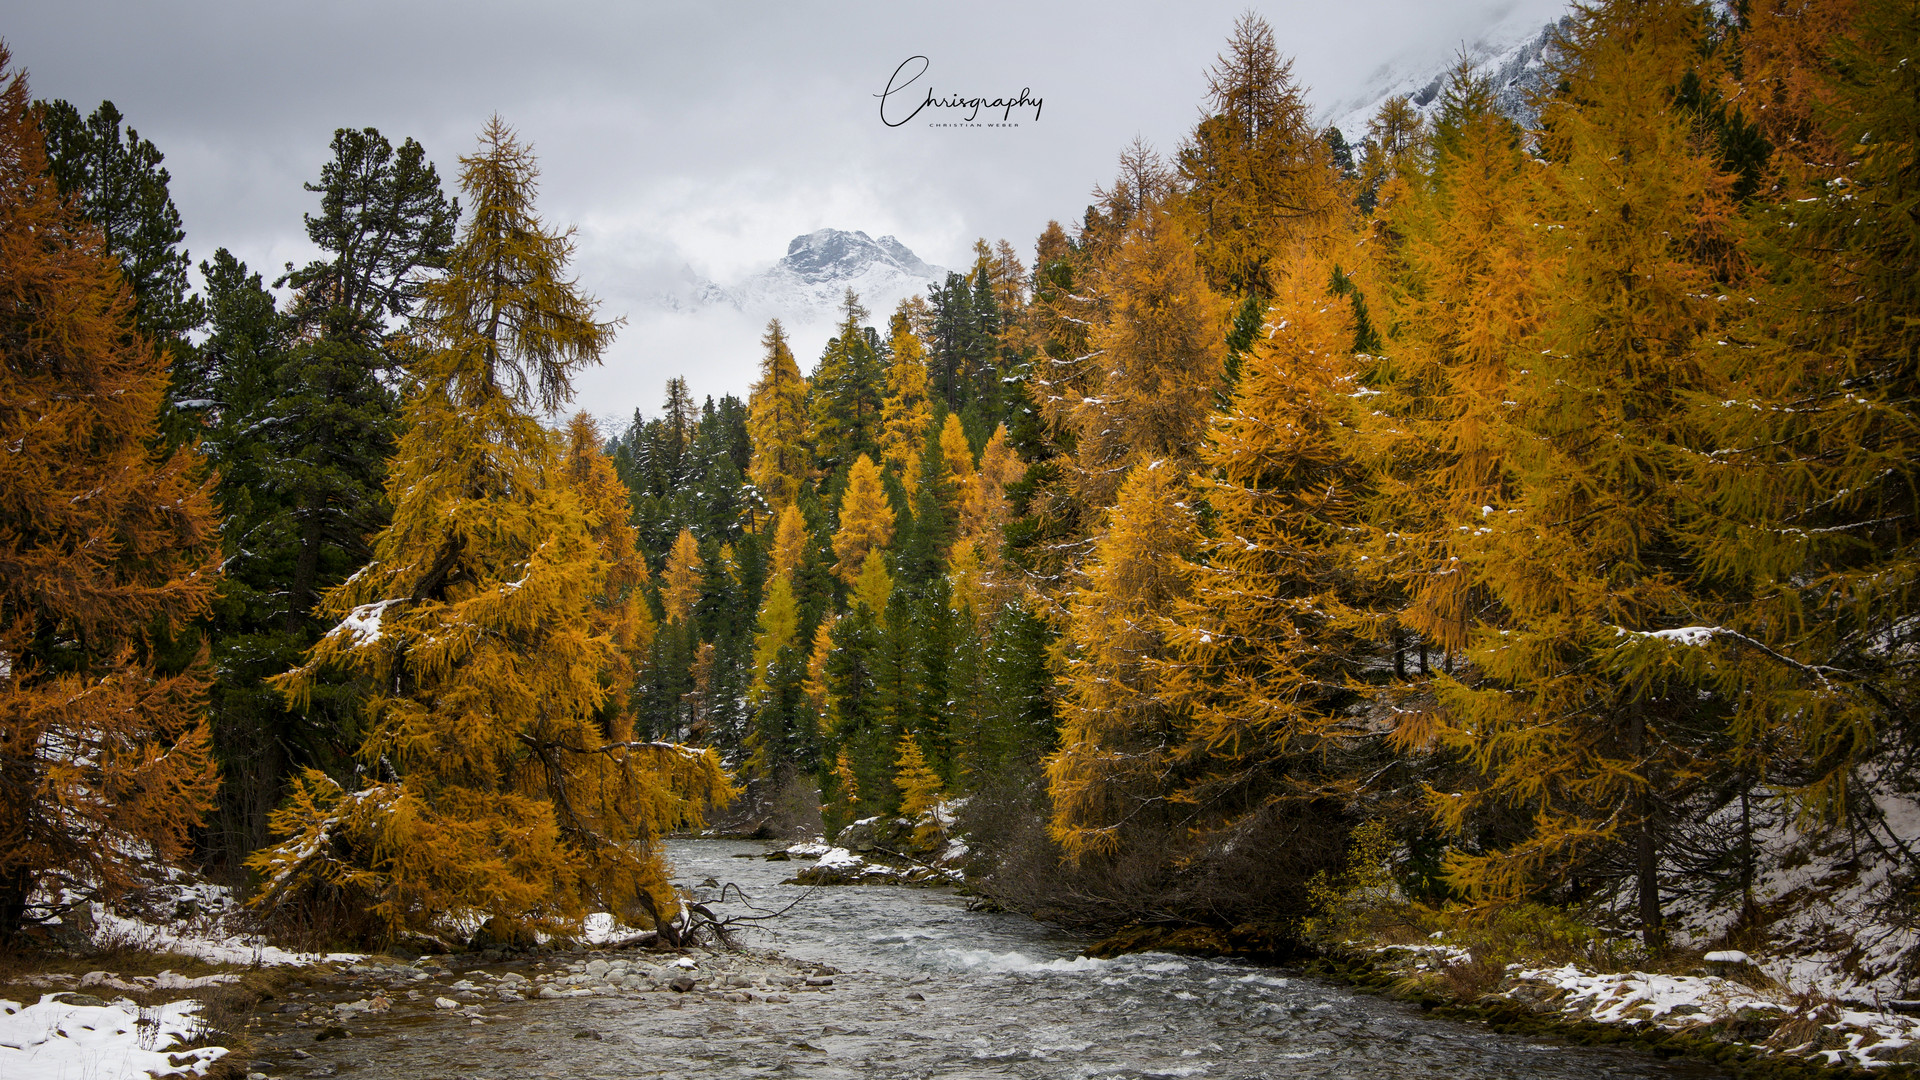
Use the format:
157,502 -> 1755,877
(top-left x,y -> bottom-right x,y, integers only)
1180,12 -> 1348,297
564,413 -> 656,723
1422,0 -> 1741,943
766,503 -> 809,583
1071,200 -> 1229,510
831,454 -> 896,583
748,571 -> 799,706
1673,0 -> 1920,836
938,412 -> 981,528
249,119 -> 728,942
1045,462 -> 1197,859
894,733 -> 946,844
852,549 -> 894,615
661,526 -> 704,626
1358,66 -> 1539,665
0,49 -> 222,939
949,423 -> 1026,620
1161,257 -> 1372,828
879,306 -> 932,495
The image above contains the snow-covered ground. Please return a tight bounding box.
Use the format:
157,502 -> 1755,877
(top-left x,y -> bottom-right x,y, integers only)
1358,777 -> 1920,1070
1365,941 -> 1920,1068
1654,781 -> 1920,1003
91,898 -> 364,969
0,994 -> 227,1080
1516,964 -> 1920,1068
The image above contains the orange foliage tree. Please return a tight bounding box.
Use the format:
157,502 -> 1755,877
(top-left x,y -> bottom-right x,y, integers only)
0,47 -> 221,940
249,120 -> 728,943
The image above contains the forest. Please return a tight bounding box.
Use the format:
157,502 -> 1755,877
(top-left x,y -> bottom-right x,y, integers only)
2,0 -> 1917,969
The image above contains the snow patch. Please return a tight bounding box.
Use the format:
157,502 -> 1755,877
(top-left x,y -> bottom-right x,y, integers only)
90,902 -> 363,968
330,598 -> 402,647
817,847 -> 863,869
0,994 -> 227,1080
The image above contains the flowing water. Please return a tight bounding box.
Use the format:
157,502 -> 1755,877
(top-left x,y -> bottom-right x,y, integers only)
256,838 -> 1726,1079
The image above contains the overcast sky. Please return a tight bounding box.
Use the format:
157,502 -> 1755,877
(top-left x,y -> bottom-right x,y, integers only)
6,0 -> 1568,422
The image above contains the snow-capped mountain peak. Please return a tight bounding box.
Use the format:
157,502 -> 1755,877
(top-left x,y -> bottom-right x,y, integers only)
777,228 -> 939,286
1324,14 -> 1571,144
662,229 -> 948,331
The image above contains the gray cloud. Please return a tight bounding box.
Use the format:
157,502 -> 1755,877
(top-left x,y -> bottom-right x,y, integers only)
5,0 -> 1569,418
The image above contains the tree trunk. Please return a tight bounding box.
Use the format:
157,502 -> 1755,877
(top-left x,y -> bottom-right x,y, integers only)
0,865 -> 34,945
1637,819 -> 1661,947
1631,706 -> 1662,948
287,509 -> 324,633
1740,784 -> 1757,925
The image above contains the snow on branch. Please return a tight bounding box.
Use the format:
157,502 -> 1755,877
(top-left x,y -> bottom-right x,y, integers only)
328,598 -> 404,646
1614,625 -> 1723,648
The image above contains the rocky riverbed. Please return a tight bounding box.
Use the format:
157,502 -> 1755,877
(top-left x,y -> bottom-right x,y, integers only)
232,944 -> 854,1078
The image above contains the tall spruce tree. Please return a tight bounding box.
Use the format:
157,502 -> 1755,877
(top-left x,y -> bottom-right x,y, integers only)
199,129 -> 456,863
808,290 -> 886,473
35,98 -> 203,347
278,128 -> 457,347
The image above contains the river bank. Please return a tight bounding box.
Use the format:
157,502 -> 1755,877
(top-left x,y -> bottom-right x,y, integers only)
8,836 -> 1874,1079
1299,947 -> 1920,1080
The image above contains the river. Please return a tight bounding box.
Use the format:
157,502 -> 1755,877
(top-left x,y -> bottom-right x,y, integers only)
252,838 -> 1727,1079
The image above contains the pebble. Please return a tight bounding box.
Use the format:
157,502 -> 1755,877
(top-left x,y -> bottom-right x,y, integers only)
433,997 -> 457,1010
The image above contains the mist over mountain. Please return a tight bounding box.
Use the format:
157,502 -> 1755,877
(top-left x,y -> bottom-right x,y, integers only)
581,9 -> 1578,418
1323,14 -> 1569,141
662,228 -> 949,329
